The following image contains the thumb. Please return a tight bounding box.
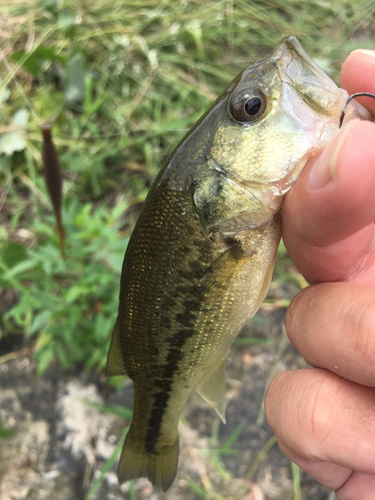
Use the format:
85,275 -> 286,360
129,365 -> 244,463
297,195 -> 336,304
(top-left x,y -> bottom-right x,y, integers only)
282,120 -> 375,284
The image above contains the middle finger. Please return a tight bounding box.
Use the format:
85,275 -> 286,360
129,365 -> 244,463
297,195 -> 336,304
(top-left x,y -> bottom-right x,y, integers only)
286,282 -> 375,387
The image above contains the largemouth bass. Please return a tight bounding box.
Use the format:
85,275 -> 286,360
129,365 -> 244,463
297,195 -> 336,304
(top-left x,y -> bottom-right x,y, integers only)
107,36 -> 370,491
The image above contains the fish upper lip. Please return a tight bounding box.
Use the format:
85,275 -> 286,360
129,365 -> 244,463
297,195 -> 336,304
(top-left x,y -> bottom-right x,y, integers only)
274,37 -> 346,114
272,36 -> 336,89
274,37 -> 372,126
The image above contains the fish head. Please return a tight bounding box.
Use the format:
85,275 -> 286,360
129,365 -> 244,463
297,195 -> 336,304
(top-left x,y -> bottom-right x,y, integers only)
194,36 -> 372,233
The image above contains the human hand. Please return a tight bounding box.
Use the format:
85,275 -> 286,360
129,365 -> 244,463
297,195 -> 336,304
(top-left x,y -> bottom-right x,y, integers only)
264,50 -> 375,500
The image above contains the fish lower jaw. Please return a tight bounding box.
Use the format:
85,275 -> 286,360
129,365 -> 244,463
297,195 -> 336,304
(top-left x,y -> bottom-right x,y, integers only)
314,115 -> 343,145
343,101 -> 373,124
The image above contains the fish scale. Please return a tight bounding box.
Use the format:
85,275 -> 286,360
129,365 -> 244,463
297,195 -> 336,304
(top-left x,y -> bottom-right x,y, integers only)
106,36 -> 371,491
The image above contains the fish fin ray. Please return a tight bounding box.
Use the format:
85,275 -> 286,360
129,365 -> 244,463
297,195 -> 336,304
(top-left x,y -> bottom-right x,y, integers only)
252,254 -> 277,316
196,358 -> 227,423
118,430 -> 179,491
106,319 -> 127,377
200,247 -> 236,288
200,239 -> 254,289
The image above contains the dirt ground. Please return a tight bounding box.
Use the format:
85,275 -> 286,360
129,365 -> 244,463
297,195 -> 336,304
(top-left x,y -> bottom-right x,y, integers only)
0,284 -> 335,500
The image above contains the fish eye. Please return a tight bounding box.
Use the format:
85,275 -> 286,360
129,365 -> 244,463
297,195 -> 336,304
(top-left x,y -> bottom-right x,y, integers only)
230,87 -> 267,123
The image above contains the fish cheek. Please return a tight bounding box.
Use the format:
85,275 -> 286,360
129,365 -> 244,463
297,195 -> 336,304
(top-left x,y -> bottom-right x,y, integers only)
193,171 -> 264,235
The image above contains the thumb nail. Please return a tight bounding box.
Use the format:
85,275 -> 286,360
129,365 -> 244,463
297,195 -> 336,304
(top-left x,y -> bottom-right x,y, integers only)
351,49 -> 375,59
309,120 -> 358,189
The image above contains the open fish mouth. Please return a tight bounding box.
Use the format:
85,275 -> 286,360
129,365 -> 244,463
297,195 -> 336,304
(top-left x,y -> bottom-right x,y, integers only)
273,36 -> 371,131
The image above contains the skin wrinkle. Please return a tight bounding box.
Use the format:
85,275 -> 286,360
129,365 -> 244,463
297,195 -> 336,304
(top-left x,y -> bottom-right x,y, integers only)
341,290 -> 375,386
337,470 -> 354,492
315,378 -> 375,470
286,285 -> 337,359
294,457 -> 352,491
357,387 -> 375,435
310,232 -> 374,284
336,472 -> 375,500
310,372 -> 344,456
286,284 -> 375,385
285,288 -> 305,340
288,284 -> 331,336
342,228 -> 375,284
287,229 -> 374,285
336,290 -> 375,380
352,297 -> 375,367
309,375 -> 324,441
338,284 -> 375,385
266,372 -> 375,490
275,370 -> 337,459
295,373 -> 312,449
266,371 -> 302,457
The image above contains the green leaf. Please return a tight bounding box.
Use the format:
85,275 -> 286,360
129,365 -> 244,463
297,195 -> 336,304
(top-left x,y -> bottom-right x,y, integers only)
65,53 -> 86,110
11,50 -> 38,76
36,348 -> 55,375
1,258 -> 36,282
34,46 -> 66,62
10,47 -> 66,77
65,286 -> 86,304
0,225 -> 8,246
0,132 -> 26,155
29,310 -> 51,335
93,314 -> 112,342
1,242 -> 28,268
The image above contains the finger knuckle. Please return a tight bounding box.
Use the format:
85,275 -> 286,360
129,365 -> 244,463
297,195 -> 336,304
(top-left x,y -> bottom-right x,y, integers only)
351,297 -> 375,367
294,372 -> 339,459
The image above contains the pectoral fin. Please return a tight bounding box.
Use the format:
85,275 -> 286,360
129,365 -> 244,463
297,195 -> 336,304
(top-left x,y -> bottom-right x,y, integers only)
106,319 -> 127,377
196,358 -> 227,423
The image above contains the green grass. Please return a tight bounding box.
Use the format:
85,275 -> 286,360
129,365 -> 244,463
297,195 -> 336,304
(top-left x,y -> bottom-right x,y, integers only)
292,461 -> 303,500
1,0 -> 375,496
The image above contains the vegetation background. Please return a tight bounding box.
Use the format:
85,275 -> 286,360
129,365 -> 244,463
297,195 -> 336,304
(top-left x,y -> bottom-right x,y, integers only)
0,1 -> 374,499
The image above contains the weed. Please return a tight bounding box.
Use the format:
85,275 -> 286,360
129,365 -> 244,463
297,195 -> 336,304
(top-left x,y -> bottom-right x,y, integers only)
0,195 -> 130,373
292,461 -> 303,500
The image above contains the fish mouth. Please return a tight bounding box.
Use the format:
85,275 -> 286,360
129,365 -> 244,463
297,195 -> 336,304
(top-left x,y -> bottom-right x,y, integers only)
272,36 -> 371,130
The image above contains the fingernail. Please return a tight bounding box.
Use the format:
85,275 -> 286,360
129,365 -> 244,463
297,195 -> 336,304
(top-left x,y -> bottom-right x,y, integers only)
351,49 -> 375,58
309,120 -> 358,189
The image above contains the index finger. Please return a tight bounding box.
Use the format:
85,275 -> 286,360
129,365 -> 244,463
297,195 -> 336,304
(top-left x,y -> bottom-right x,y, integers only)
341,50 -> 375,116
282,51 -> 375,285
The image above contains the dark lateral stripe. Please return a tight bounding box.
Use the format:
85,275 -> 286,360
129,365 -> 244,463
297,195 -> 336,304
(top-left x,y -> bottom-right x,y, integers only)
144,273 -> 207,452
